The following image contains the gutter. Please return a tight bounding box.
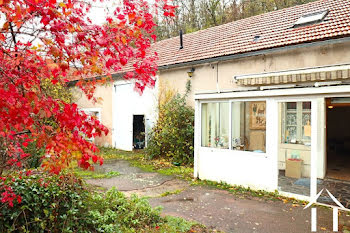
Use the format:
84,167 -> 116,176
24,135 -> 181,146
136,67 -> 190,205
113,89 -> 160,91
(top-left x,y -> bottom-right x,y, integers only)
67,73 -> 124,87
68,36 -> 350,86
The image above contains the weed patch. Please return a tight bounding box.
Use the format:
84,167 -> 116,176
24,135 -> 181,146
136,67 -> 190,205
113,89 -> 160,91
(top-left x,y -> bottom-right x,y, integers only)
191,179 -> 307,205
99,147 -> 194,180
74,168 -> 120,179
160,189 -> 184,197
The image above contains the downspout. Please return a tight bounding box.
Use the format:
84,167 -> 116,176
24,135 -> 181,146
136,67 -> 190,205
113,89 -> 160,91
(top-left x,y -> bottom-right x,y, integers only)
216,63 -> 220,93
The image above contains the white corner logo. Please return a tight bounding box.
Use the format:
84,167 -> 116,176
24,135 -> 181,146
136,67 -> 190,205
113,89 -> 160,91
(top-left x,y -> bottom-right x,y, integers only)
304,189 -> 345,232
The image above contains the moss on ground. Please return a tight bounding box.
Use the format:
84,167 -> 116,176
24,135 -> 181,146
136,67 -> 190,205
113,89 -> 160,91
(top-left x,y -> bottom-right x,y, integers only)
74,168 -> 120,179
160,189 -> 184,197
191,179 -> 307,206
100,147 -> 194,180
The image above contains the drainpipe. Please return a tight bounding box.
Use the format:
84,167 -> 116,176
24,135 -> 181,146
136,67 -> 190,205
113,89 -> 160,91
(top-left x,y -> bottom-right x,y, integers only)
216,63 -> 220,93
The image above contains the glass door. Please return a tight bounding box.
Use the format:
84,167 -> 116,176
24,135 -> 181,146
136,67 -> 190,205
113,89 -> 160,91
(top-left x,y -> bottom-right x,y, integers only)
278,100 -> 315,197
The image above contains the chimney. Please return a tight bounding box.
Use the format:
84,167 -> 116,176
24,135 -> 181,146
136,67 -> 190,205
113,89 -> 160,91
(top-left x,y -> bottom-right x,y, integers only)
179,30 -> 183,49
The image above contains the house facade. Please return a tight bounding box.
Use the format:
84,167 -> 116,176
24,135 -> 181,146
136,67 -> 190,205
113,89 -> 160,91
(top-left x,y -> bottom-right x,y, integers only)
72,79 -> 158,151
74,0 -> 350,203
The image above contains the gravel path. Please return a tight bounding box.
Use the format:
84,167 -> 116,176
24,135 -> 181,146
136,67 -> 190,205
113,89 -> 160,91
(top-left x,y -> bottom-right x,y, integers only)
86,159 -> 350,233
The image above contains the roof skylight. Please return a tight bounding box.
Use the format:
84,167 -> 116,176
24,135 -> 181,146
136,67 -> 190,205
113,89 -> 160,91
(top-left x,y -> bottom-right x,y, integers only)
294,10 -> 328,27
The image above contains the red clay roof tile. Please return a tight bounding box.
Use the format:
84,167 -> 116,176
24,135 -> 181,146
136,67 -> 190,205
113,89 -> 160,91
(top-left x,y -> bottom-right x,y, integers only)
153,0 -> 350,68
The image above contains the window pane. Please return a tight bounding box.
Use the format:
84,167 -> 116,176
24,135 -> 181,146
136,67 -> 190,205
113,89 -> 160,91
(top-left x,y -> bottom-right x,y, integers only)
218,103 -> 229,149
302,112 -> 311,143
286,126 -> 297,142
231,101 -> 266,153
287,102 -> 297,110
201,102 -> 229,149
302,102 -> 311,110
286,113 -> 297,126
282,101 -> 311,145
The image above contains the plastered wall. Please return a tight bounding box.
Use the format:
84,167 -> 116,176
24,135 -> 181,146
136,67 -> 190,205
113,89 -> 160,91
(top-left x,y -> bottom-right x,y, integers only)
72,40 -> 350,149
159,41 -> 350,106
71,84 -> 113,146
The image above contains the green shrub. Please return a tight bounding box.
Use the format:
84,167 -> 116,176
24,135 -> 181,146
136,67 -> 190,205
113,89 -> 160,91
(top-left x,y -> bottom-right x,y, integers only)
0,172 -> 90,233
0,172 -> 196,232
86,188 -> 163,232
146,81 -> 194,165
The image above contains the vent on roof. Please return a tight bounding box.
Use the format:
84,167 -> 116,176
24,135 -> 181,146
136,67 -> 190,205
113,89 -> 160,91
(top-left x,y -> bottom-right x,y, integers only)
253,35 -> 261,42
179,30 -> 183,49
294,10 -> 329,27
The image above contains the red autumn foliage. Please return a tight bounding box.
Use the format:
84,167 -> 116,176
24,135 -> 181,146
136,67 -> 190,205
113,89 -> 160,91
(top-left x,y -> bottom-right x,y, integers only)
0,0 -> 175,207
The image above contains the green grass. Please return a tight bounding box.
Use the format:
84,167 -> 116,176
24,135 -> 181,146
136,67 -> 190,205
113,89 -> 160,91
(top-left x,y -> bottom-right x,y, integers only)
99,147 -> 194,180
191,179 -> 306,205
100,147 -> 144,160
74,168 -> 120,179
160,189 -> 184,197
159,216 -> 205,233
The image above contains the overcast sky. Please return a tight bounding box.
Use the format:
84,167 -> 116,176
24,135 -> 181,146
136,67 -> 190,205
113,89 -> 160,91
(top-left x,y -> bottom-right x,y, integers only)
88,0 -> 123,25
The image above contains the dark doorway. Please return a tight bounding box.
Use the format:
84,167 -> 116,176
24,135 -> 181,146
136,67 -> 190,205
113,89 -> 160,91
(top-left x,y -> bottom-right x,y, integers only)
326,98 -> 350,181
133,115 -> 145,149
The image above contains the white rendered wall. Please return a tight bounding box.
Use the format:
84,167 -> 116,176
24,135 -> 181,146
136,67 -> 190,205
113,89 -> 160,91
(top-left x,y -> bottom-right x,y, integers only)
195,99 -> 278,192
197,149 -> 276,191
194,90 -> 346,194
112,80 -> 158,151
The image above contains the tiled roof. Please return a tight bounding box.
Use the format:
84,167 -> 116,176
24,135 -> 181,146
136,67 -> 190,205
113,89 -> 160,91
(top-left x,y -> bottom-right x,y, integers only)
153,0 -> 350,68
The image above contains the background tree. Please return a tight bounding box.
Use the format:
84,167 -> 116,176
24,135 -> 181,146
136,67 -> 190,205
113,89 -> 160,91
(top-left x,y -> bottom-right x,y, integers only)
155,0 -> 316,40
0,0 -> 175,206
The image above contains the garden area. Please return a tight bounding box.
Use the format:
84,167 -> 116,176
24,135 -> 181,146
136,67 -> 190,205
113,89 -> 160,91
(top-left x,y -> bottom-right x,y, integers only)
0,79 -> 200,232
0,0 -> 198,231
0,147 -> 207,233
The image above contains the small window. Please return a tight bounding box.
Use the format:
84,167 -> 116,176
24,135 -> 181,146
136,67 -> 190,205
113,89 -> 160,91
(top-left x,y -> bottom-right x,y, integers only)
81,109 -> 101,142
294,10 -> 328,27
85,110 -> 101,122
231,101 -> 266,153
201,102 -> 229,149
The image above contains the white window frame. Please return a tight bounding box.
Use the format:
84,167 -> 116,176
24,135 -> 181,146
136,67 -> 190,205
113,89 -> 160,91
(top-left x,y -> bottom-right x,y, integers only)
199,98 -> 267,155
281,102 -> 311,145
200,101 -> 230,150
81,108 -> 102,122
294,10 -> 328,26
80,108 -> 102,142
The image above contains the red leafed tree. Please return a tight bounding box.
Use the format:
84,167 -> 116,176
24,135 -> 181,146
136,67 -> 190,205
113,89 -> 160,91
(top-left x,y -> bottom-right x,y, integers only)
0,0 -> 175,206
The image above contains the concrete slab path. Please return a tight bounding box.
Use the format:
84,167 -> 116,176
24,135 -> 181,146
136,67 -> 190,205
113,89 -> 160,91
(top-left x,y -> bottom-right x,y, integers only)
86,159 -> 350,233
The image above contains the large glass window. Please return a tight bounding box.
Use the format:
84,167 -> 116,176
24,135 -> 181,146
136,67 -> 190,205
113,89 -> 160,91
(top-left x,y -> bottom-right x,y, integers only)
201,102 -> 229,149
281,102 -> 311,145
231,101 -> 266,152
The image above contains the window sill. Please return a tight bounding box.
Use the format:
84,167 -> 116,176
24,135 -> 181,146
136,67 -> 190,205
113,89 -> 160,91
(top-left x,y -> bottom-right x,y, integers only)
199,147 -> 268,157
279,143 -> 311,150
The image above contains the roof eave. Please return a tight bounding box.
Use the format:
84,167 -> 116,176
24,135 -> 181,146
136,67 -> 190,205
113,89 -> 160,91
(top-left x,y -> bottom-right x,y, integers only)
158,36 -> 350,71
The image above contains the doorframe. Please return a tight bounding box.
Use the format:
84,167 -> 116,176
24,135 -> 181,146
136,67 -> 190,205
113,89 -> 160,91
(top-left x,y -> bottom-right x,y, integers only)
276,94 -> 350,201
273,97 -> 320,199
132,114 -> 146,149
324,95 -> 350,180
